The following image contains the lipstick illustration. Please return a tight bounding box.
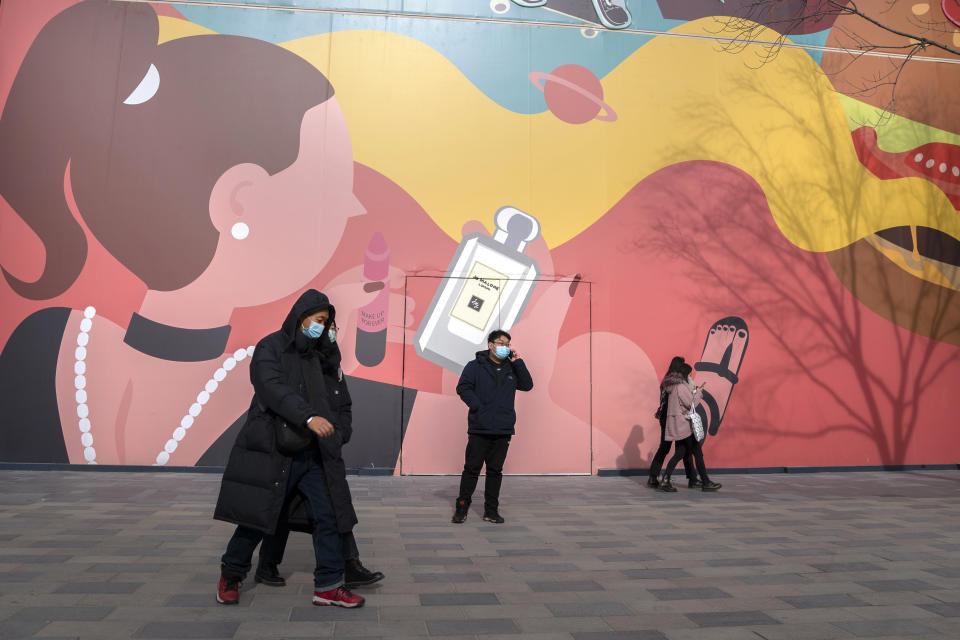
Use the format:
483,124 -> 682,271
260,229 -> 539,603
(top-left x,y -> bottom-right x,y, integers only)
356,232 -> 390,367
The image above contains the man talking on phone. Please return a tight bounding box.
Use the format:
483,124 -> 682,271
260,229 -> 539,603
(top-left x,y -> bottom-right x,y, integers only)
451,329 -> 534,524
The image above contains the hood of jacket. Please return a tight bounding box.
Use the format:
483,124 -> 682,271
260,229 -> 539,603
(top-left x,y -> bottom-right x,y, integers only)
661,371 -> 687,389
474,349 -> 501,366
281,289 -> 337,346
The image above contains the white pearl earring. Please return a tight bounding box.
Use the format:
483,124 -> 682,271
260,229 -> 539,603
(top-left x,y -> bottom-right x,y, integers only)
231,222 -> 249,240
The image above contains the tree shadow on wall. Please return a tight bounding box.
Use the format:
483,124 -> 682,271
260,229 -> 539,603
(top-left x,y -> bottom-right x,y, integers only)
637,56 -> 960,465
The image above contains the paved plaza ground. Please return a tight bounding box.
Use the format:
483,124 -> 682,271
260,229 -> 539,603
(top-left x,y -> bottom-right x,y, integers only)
0,469 -> 959,640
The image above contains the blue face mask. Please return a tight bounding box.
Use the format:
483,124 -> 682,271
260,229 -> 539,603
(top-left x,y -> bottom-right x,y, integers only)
494,345 -> 511,359
302,320 -> 324,339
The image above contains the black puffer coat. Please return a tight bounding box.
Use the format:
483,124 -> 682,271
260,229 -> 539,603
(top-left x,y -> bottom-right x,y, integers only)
213,290 -> 358,535
456,350 -> 534,436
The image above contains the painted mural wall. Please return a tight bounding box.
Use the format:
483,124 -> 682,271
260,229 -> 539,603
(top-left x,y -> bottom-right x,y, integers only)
1,0 -> 958,473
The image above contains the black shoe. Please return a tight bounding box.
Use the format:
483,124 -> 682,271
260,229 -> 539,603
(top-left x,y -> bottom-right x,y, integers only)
646,476 -> 660,488
483,511 -> 505,524
452,499 -> 469,524
254,560 -> 285,587
344,559 -> 384,588
658,477 -> 677,492
688,479 -> 703,489
701,481 -> 722,492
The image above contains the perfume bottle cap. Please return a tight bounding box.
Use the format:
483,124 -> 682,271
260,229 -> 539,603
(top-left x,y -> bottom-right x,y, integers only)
492,206 -> 540,253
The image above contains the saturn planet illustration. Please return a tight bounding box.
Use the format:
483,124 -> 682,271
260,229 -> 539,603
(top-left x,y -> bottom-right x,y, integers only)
530,63 -> 617,124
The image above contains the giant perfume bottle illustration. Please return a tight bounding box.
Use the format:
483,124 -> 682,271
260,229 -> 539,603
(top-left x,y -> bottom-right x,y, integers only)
415,206 -> 541,373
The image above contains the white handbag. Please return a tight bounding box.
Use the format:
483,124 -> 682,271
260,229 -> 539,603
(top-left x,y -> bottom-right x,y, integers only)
687,396 -> 705,443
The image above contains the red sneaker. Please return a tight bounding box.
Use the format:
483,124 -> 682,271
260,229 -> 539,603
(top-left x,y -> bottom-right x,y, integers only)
217,573 -> 241,605
312,586 -> 365,608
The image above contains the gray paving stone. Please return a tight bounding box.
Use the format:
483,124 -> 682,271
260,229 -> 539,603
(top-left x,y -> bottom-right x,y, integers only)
405,543 -> 464,551
86,563 -> 167,573
622,568 -> 692,580
134,621 -> 240,638
413,572 -> 486,583
919,602 -> 960,617
779,594 -> 869,608
8,605 -> 113,621
487,536 -> 540,543
856,579 -> 943,592
497,548 -> 560,557
290,605 -> 380,621
545,601 -> 633,616
707,557 -> 771,567
166,593 -> 251,607
0,619 -> 49,638
139,535 -> 200,542
832,619 -> 938,636
577,541 -> 629,549
649,587 -> 732,600
810,562 -> 886,573
420,592 -> 499,606
924,568 -> 960,578
561,530 -> 615,537
408,557 -> 474,566
686,610 -> 781,627
598,553 -> 660,562
571,631 -> 668,640
426,618 -> 519,635
54,581 -> 143,594
0,571 -> 39,582
738,574 -> 811,585
528,580 -> 604,592
511,562 -> 579,572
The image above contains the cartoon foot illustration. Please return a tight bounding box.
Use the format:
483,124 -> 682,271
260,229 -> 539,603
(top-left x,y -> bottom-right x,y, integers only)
693,316 -> 748,436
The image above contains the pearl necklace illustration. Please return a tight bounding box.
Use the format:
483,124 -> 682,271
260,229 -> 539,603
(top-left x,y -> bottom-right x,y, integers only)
74,307 -> 254,465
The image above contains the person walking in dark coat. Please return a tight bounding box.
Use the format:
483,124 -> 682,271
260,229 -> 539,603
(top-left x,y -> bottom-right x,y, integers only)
647,356 -> 700,489
213,289 -> 364,608
452,329 -> 533,524
658,363 -> 721,493
253,319 -> 384,590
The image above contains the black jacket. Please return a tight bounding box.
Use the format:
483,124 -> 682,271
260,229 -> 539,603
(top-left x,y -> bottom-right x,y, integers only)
456,350 -> 533,436
284,343 -> 354,534
213,290 -> 357,535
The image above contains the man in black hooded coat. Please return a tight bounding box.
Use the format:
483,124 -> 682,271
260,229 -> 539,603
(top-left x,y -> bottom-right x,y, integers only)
253,318 -> 384,590
213,289 -> 363,608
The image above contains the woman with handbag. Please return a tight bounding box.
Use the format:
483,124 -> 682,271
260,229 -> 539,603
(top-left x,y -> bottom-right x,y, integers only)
648,356 -> 700,488
213,289 -> 365,608
658,363 -> 721,492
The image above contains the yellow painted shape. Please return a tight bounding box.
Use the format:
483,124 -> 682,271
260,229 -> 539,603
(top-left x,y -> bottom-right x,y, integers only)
283,21 -> 958,252
156,16 -> 958,252
157,16 -> 214,44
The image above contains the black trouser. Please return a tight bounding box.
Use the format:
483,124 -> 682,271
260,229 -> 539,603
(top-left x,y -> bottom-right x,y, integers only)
664,435 -> 709,483
457,433 -> 511,512
221,448 -> 342,590
259,527 -> 360,566
648,422 -> 697,482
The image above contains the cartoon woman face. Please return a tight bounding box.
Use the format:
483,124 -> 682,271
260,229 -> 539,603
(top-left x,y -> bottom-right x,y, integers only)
0,0 -> 355,311
204,98 -> 366,309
